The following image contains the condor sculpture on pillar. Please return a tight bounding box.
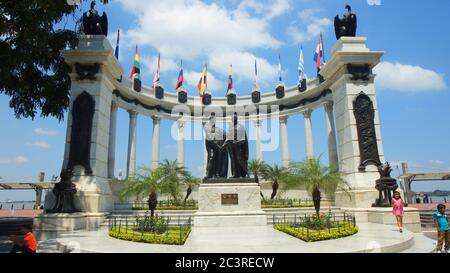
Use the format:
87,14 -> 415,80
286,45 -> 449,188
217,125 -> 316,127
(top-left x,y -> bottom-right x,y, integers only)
334,5 -> 357,40
82,1 -> 108,36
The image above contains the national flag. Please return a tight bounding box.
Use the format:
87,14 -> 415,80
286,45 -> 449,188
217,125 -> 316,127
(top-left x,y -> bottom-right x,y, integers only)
313,34 -> 323,74
278,54 -> 282,82
129,45 -> 140,78
175,60 -> 184,90
152,54 -> 161,91
298,45 -> 306,83
226,64 -> 233,95
253,59 -> 258,87
114,29 -> 120,60
197,65 -> 208,97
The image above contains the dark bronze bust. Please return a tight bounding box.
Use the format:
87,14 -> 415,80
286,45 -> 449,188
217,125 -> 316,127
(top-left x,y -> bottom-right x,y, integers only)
82,1 -> 108,36
373,162 -> 399,207
334,5 -> 357,40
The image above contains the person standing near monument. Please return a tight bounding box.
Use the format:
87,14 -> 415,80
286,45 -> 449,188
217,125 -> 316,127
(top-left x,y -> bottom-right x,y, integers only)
392,191 -> 404,233
433,204 -> 449,253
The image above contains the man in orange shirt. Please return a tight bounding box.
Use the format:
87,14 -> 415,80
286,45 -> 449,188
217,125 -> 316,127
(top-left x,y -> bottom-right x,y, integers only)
10,225 -> 37,253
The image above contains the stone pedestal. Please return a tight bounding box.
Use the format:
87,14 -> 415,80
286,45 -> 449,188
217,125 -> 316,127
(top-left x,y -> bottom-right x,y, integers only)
194,181 -> 267,227
33,212 -> 107,232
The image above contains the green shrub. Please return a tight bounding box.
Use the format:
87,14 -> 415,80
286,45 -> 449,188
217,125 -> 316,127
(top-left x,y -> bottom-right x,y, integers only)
132,205 -> 198,211
109,226 -> 191,245
274,222 -> 358,242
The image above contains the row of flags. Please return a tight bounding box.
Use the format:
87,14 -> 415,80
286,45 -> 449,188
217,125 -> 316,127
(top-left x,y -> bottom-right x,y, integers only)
115,30 -> 326,97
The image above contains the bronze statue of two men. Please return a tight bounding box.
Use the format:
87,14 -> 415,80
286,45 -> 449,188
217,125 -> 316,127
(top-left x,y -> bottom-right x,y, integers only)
204,113 -> 249,180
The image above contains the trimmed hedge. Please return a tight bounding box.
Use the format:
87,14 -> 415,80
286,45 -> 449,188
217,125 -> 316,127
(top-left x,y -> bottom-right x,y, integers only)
132,206 -> 198,211
261,203 -> 313,209
109,226 -> 191,245
274,222 -> 358,242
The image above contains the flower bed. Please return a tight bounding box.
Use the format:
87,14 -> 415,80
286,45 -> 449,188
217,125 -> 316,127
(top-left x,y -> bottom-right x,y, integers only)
109,226 -> 191,245
274,221 -> 358,242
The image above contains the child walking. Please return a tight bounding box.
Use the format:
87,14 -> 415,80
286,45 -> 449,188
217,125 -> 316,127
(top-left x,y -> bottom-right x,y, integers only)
392,191 -> 405,233
433,204 -> 449,253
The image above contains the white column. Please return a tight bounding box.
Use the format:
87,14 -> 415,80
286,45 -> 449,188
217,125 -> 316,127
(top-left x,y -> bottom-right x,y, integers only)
127,110 -> 138,178
107,102 -> 118,179
151,116 -> 161,170
324,101 -> 339,169
177,119 -> 185,167
303,109 -> 314,160
280,116 -> 289,168
255,119 -> 263,162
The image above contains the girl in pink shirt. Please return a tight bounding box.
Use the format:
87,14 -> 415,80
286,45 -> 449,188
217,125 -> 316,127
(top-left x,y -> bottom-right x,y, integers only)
392,191 -> 405,233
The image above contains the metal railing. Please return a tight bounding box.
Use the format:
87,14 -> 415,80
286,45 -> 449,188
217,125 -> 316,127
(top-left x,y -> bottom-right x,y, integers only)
262,198 -> 315,206
129,200 -> 198,210
272,212 -> 356,239
108,214 -> 192,245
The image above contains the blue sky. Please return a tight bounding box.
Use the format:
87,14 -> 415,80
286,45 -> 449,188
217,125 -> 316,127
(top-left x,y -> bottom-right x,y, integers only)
1,0 -> 450,201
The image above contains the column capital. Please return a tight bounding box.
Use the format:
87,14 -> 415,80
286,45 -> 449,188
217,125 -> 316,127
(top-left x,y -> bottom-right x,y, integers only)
177,118 -> 185,129
301,109 -> 313,118
279,115 -> 289,124
323,101 -> 334,112
128,109 -> 138,118
152,115 -> 161,123
111,101 -> 118,112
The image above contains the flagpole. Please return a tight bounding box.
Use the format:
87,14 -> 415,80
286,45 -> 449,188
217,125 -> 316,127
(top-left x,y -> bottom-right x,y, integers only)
321,32 -> 326,64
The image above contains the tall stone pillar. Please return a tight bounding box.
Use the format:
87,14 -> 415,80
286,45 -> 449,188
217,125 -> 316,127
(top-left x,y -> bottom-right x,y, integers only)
60,35 -> 124,213
151,116 -> 161,170
280,116 -> 289,168
255,119 -> 263,162
108,102 -> 118,178
127,110 -> 138,178
321,37 -> 385,208
302,109 -> 314,160
324,101 -> 339,169
177,119 -> 185,167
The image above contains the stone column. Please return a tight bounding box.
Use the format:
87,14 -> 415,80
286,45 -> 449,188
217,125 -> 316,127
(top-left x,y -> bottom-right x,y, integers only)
320,37 -> 386,208
108,102 -> 118,178
280,116 -> 289,168
324,101 -> 339,169
127,110 -> 138,178
203,122 -> 207,177
255,119 -> 263,162
302,109 -> 314,160
151,116 -> 161,170
177,119 -> 185,167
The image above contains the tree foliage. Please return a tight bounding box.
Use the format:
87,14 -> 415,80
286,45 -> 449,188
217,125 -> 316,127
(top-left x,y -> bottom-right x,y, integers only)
0,0 -> 107,120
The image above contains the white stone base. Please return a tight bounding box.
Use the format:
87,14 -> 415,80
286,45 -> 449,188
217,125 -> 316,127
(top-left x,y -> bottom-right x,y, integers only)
335,188 -> 379,208
341,207 -> 422,233
194,183 -> 267,227
33,212 -> 107,232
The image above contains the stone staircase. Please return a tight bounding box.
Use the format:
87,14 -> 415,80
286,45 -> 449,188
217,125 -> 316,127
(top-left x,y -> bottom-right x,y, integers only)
419,210 -> 436,230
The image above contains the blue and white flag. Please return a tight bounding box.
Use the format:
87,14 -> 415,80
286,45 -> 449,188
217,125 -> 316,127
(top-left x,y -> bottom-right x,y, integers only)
298,45 -> 306,83
114,29 -> 120,60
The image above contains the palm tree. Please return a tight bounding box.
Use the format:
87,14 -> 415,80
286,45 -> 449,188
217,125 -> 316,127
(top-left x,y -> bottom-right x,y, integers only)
286,157 -> 349,215
183,175 -> 201,203
248,160 -> 267,200
261,164 -> 290,200
158,159 -> 191,204
119,167 -> 162,203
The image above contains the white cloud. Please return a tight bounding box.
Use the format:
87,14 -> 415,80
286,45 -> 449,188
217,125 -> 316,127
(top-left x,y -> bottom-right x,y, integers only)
116,0 -> 288,91
34,128 -> 57,136
286,9 -> 332,44
26,141 -> 51,149
0,156 -> 30,164
374,62 -> 446,92
208,50 -> 279,89
429,160 -> 445,165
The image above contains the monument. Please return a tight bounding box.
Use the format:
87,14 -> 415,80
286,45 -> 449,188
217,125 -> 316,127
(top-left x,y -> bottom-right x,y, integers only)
195,113 -> 267,227
373,162 -> 399,207
334,5 -> 357,40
